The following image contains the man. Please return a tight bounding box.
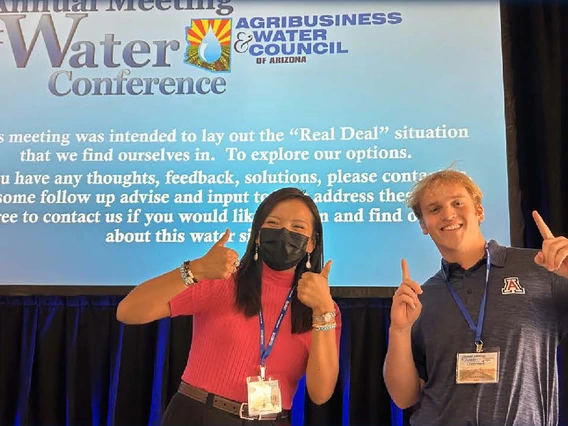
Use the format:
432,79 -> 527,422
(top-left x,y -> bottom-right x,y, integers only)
383,169 -> 568,426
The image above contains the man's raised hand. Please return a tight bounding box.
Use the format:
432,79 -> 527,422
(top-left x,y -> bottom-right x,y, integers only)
390,259 -> 423,331
533,211 -> 568,278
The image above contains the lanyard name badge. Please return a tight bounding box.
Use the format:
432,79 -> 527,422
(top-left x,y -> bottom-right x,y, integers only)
442,244 -> 500,385
246,286 -> 293,417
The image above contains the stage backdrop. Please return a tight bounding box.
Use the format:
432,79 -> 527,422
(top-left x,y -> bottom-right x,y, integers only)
0,0 -> 507,291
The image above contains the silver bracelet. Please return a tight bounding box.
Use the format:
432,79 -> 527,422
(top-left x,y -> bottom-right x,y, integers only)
179,260 -> 196,286
312,322 -> 337,332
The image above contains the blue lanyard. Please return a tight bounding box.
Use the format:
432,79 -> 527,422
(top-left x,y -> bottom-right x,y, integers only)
258,286 -> 294,380
441,245 -> 491,353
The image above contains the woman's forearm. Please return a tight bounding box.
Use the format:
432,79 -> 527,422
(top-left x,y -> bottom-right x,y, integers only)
305,323 -> 339,405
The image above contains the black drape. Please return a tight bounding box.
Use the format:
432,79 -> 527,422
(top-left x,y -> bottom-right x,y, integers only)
0,297 -> 400,426
2,2 -> 568,425
503,1 -> 568,242
1,296 -> 567,426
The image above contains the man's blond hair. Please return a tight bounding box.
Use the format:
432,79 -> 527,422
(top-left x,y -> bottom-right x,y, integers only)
407,169 -> 483,220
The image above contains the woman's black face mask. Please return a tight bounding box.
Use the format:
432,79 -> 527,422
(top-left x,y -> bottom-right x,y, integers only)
258,227 -> 309,271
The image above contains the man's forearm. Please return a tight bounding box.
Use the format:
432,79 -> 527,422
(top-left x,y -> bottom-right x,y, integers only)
383,327 -> 422,409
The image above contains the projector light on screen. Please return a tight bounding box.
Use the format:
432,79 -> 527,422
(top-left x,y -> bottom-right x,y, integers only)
0,1 -> 508,292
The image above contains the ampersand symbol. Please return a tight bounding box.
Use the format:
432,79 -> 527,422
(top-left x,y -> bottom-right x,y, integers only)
233,31 -> 253,53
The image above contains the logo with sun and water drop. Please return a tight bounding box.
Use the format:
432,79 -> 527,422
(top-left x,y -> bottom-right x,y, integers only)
185,19 -> 232,72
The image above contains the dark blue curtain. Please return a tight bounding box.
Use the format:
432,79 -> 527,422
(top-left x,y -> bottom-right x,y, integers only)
1,296 -> 567,425
0,297 -> 407,426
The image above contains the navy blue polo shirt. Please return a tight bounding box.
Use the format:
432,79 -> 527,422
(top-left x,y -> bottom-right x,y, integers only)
410,240 -> 568,426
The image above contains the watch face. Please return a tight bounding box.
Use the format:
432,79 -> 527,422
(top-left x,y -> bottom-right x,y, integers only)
323,312 -> 334,322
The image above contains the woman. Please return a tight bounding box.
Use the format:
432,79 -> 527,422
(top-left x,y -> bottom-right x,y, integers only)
116,187 -> 341,425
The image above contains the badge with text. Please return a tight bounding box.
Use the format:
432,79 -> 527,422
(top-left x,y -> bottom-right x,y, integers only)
456,348 -> 500,384
246,375 -> 282,416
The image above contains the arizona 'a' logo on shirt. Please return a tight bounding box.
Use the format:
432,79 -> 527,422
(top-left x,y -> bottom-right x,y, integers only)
501,277 -> 526,294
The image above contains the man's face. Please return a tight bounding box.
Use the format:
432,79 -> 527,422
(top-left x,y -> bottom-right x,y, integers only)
418,182 -> 484,255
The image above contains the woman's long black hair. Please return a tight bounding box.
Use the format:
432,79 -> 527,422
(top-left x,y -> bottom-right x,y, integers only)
234,187 -> 324,333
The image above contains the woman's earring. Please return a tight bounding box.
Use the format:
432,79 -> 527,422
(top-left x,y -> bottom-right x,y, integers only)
254,244 -> 259,261
305,252 -> 311,269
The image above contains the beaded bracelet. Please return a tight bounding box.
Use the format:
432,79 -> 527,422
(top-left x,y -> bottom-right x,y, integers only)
312,322 -> 337,332
179,260 -> 196,286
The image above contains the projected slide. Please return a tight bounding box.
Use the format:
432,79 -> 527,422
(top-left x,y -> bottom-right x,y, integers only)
0,0 -> 508,288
